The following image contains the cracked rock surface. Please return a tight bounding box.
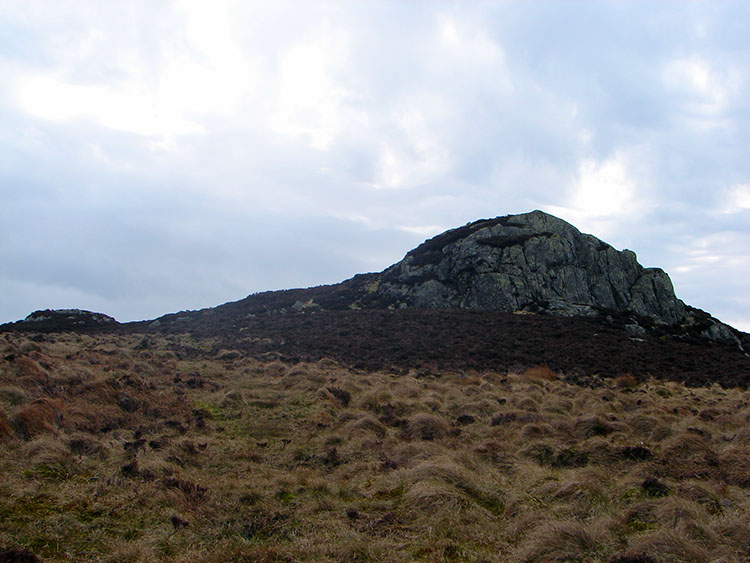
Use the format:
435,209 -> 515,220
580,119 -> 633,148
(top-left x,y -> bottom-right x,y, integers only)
377,210 -> 686,325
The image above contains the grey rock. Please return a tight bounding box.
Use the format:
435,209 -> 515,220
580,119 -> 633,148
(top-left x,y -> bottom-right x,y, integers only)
25,309 -> 117,324
625,324 -> 647,336
702,319 -> 745,352
702,321 -> 738,342
375,210 -> 687,325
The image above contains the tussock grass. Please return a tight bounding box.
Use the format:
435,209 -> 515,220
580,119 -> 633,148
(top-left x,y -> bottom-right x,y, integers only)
523,364 -> 558,383
625,528 -> 718,562
405,412 -> 449,440
12,398 -> 65,440
0,384 -> 31,405
1,331 -> 750,561
12,356 -> 47,380
513,517 -> 616,562
0,407 -> 11,441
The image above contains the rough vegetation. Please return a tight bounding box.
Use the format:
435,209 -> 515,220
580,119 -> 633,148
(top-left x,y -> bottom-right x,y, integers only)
2,331 -> 750,562
1,211 -> 749,561
6,308 -> 748,388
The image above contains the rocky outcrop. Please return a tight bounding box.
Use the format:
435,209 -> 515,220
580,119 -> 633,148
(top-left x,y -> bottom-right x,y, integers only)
2,211 -> 745,350
143,210 -> 741,348
25,309 -> 117,324
375,210 -> 686,324
5,309 -> 120,332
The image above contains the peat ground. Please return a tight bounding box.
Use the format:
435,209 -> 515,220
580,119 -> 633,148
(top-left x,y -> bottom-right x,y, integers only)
4,309 -> 749,388
145,309 -> 750,388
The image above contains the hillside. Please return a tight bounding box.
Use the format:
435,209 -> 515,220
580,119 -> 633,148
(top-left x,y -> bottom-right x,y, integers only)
2,211 -> 748,388
2,331 -> 750,562
1,211 -> 750,561
148,210 -> 743,338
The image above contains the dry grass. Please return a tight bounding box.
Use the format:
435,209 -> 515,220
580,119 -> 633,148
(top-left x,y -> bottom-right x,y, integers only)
514,518 -> 616,562
1,331 -> 750,561
615,373 -> 639,389
523,364 -> 558,383
405,412 -> 449,440
12,398 -> 65,440
0,407 -> 12,441
12,356 -> 47,380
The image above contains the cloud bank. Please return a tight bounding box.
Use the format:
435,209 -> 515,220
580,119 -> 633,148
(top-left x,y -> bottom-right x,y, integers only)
1,1 -> 749,331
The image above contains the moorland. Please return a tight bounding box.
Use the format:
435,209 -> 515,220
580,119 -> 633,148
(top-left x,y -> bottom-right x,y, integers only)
3,211 -> 750,561
2,325 -> 750,562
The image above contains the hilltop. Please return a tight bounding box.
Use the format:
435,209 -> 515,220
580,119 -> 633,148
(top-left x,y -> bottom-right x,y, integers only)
151,211 -> 739,332
3,211 -> 748,387
2,211 -> 750,561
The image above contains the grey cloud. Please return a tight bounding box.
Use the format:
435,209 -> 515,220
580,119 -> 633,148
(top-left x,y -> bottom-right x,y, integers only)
1,1 -> 748,331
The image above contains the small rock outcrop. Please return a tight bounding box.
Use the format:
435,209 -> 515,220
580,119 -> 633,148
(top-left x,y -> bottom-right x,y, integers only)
376,210 -> 686,324
13,309 -> 119,332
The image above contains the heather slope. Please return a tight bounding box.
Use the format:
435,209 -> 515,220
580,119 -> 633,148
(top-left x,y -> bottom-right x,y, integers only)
149,309 -> 750,388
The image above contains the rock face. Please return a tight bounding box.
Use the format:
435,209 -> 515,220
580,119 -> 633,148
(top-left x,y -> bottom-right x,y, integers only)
174,210 -> 736,347
375,210 -> 686,324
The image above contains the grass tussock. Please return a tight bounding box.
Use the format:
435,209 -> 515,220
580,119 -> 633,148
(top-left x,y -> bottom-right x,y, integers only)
523,364 -> 558,383
0,407 -> 12,440
405,412 -> 449,440
514,518 -> 615,562
12,398 -> 65,440
12,356 -> 48,380
1,331 -> 749,561
615,373 -> 639,389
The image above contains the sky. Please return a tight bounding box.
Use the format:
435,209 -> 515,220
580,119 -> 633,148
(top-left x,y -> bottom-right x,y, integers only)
1,1 -> 749,332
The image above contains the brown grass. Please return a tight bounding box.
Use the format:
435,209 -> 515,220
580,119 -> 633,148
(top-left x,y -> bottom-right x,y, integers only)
0,407 -> 12,440
1,330 -> 750,562
12,355 -> 47,380
615,373 -> 639,388
0,385 -> 31,405
514,518 -> 615,561
523,364 -> 558,383
625,528 -> 718,562
405,412 -> 449,440
345,414 -> 387,439
718,445 -> 750,487
12,398 -> 65,440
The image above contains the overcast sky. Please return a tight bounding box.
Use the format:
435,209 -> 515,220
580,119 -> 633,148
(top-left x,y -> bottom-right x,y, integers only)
1,1 -> 749,331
